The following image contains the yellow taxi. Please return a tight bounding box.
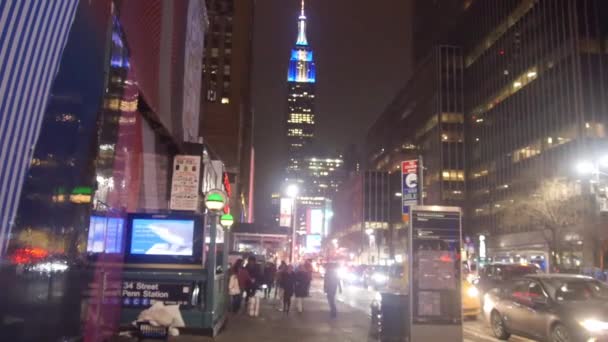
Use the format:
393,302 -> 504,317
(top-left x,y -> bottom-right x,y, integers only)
462,278 -> 481,319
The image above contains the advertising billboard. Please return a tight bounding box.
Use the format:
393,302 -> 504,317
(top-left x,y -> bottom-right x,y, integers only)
130,218 -> 195,256
125,213 -> 203,264
309,209 -> 323,235
87,215 -> 125,254
279,198 -> 293,227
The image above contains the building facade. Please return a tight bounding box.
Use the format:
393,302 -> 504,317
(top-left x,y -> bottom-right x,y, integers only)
332,171 -> 402,265
201,0 -> 255,222
460,0 -> 608,268
366,45 -> 465,208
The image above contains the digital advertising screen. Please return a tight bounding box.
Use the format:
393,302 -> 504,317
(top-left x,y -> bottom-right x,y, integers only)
130,218 -> 195,256
87,215 -> 124,254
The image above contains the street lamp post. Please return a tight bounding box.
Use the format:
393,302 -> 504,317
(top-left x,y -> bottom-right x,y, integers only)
203,190 -> 227,323
286,184 -> 299,264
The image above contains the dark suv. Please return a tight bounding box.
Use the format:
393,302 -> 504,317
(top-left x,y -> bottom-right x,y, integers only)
477,263 -> 540,298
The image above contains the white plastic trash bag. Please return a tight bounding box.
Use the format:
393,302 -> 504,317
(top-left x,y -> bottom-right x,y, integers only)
135,302 -> 185,336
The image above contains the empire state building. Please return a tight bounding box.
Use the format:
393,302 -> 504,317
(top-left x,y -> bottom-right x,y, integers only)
285,0 -> 316,184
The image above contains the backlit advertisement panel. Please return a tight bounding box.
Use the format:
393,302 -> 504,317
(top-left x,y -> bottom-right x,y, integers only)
306,234 -> 322,253
310,209 -> 323,235
279,198 -> 293,227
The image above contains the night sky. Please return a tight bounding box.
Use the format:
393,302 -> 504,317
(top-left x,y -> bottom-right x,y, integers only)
252,0 -> 412,223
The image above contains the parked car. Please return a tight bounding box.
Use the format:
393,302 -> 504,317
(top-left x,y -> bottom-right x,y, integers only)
484,274 -> 608,341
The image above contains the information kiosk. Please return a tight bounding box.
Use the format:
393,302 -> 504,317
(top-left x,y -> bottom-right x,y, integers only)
408,205 -> 462,341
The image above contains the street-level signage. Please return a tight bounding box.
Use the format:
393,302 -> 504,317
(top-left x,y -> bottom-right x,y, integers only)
401,159 -> 419,221
409,206 -> 462,334
122,281 -> 193,308
170,155 -> 201,211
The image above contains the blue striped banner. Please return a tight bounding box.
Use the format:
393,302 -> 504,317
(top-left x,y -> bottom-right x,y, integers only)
0,0 -> 79,256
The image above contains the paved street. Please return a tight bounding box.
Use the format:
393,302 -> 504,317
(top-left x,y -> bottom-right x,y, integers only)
326,281 -> 534,342
108,278 -> 537,342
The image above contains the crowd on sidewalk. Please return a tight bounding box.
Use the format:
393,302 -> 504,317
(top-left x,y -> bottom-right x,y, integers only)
227,257 -> 342,318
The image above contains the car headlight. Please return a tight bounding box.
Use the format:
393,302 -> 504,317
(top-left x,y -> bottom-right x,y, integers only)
483,294 -> 495,315
372,272 -> 387,283
581,319 -> 608,332
467,286 -> 479,298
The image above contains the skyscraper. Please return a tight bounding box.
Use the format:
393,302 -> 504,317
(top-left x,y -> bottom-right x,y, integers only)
286,0 -> 317,184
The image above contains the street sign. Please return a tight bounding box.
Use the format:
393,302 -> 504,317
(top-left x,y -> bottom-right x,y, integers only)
122,281 -> 194,308
401,159 -> 419,222
170,155 -> 201,211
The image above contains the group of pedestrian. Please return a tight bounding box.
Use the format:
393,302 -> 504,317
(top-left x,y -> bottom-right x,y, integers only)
228,256 -> 262,315
275,260 -> 312,314
228,257 -> 341,318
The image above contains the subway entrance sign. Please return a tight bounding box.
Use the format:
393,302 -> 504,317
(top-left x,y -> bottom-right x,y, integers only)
408,206 -> 462,341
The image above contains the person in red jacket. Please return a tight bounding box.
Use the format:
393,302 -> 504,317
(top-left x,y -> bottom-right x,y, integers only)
236,258 -> 251,313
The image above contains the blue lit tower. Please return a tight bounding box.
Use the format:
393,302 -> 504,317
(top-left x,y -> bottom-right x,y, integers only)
286,0 -> 316,183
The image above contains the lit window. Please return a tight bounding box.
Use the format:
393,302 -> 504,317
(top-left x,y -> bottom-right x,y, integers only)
442,170 -> 464,181
221,97 -> 230,104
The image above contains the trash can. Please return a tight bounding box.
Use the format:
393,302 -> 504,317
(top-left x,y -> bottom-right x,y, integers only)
379,293 -> 409,342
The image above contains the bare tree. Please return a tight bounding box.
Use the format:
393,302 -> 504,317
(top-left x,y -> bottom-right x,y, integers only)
502,178 -> 588,270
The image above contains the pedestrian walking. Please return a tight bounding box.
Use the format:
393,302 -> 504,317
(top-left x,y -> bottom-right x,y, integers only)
294,265 -> 310,313
275,261 -> 288,300
263,262 -> 276,299
245,256 -> 261,316
281,265 -> 296,314
236,259 -> 252,313
229,259 -> 244,312
324,263 -> 342,318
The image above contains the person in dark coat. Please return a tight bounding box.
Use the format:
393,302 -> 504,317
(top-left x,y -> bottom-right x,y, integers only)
263,262 -> 276,299
294,266 -> 310,313
274,261 -> 288,300
245,256 -> 260,305
281,265 -> 296,314
324,263 -> 342,318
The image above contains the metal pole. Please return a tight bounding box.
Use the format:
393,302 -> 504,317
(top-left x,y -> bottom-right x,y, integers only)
206,213 -> 218,320
291,198 -> 297,264
419,155 -> 424,205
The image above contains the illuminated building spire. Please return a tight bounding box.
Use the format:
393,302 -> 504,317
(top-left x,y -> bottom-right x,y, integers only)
296,0 -> 308,46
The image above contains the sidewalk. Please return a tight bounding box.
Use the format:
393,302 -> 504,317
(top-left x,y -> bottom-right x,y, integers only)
213,287 -> 374,342
128,280 -> 375,342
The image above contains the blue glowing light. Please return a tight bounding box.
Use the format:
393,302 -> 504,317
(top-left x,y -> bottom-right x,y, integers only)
288,1 -> 314,83
291,49 -> 313,62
